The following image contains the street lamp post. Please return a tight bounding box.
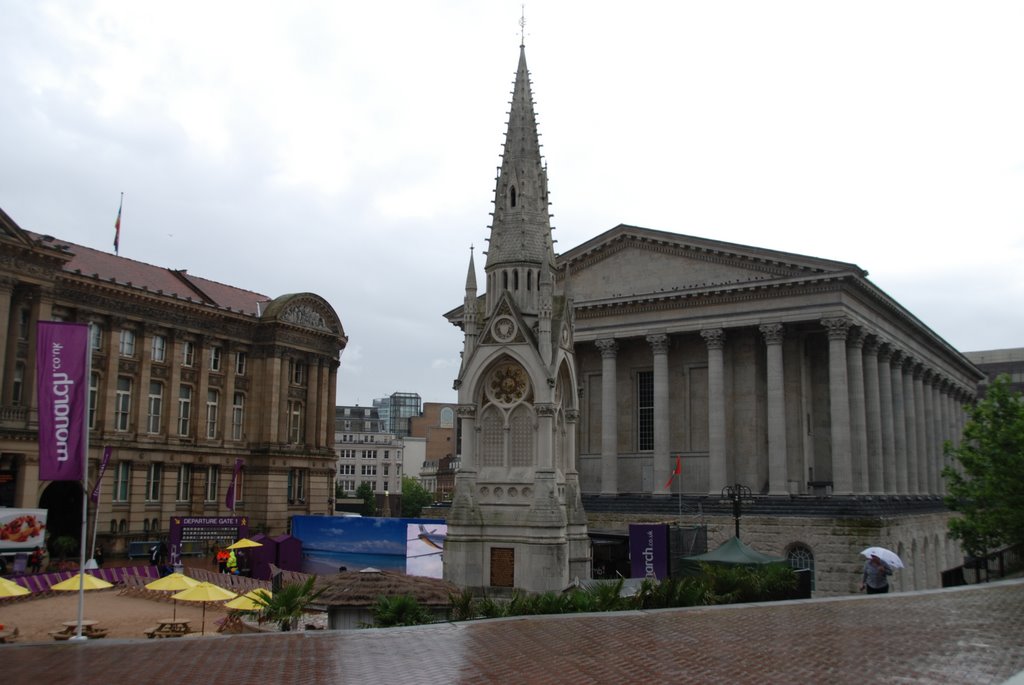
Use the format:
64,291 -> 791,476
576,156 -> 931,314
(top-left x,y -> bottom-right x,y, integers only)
719,483 -> 754,539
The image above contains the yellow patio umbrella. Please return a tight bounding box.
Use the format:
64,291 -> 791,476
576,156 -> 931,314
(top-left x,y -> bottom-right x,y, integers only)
0,576 -> 30,597
224,588 -> 272,612
50,573 -> 114,591
171,581 -> 237,634
146,572 -> 200,618
226,538 -> 262,550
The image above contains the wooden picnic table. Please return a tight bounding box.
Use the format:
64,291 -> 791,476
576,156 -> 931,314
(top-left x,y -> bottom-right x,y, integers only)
144,618 -> 194,638
50,619 -> 108,640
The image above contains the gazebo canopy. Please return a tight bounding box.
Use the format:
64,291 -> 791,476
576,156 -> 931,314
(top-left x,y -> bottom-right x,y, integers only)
679,537 -> 786,575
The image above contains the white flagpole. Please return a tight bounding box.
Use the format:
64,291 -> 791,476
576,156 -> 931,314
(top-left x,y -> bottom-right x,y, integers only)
72,330 -> 92,641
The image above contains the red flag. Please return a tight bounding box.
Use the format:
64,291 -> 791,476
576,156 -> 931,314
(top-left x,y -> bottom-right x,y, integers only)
113,195 -> 122,255
664,455 -> 682,489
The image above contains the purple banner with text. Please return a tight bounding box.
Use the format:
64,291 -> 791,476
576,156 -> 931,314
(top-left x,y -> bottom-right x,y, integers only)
36,321 -> 90,481
629,523 -> 669,580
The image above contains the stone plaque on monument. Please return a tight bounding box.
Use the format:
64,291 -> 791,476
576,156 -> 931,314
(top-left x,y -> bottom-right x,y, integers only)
490,547 -> 515,587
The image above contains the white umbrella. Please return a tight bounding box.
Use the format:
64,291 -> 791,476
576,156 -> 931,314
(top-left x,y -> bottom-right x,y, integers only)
861,546 -> 904,569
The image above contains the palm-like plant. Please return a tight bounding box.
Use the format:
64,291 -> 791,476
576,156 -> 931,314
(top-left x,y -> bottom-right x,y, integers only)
372,594 -> 432,627
254,577 -> 324,631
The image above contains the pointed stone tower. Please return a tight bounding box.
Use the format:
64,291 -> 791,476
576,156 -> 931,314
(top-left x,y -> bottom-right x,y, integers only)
444,43 -> 590,594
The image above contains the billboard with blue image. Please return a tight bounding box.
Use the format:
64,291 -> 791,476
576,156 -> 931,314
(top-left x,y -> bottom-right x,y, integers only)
291,515 -> 446,577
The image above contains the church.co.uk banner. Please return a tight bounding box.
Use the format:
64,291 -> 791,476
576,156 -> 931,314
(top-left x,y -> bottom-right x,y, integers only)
36,321 -> 90,481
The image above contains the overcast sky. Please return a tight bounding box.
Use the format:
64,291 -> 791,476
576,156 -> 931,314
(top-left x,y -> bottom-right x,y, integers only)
2,2 -> 1022,406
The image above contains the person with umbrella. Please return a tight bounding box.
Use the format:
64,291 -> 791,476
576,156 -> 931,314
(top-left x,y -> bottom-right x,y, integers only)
860,549 -> 897,594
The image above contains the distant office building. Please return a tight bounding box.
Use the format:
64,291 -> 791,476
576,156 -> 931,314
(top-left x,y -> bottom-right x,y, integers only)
963,348 -> 1024,396
410,402 -> 458,501
373,392 -> 421,437
334,405 -> 404,497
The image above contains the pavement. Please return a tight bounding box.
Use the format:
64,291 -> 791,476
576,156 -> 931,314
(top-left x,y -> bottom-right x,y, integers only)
3,577 -> 1023,685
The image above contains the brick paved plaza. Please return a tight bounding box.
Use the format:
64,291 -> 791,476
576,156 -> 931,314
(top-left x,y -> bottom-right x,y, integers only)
3,578 -> 1023,684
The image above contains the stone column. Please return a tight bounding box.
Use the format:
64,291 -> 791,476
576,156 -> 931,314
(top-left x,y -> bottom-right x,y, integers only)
912,364 -> 927,494
902,358 -> 919,495
822,318 -> 853,495
596,339 -> 619,495
302,358 -> 319,447
846,328 -> 868,493
863,337 -> 883,494
759,324 -> 788,495
922,373 -> 937,495
929,376 -> 944,494
940,382 -> 953,495
647,333 -> 671,495
456,405 -> 477,471
326,360 -> 339,450
0,278 -> 13,392
876,345 -> 897,495
701,328 -> 727,494
535,403 -> 555,471
890,350 -> 908,494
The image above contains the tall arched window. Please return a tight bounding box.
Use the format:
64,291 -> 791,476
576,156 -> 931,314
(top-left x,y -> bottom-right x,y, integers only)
787,544 -> 816,591
510,185 -> 517,207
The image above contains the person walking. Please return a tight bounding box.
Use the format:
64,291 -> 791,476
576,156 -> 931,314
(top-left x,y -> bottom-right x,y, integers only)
860,554 -> 893,594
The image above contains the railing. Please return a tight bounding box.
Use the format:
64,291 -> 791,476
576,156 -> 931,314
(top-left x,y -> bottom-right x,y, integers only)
941,544 -> 1024,587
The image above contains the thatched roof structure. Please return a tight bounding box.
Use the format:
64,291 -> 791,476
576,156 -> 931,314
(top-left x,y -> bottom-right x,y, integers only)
313,568 -> 459,608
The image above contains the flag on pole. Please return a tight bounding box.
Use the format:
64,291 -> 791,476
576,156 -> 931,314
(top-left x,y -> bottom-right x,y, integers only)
89,446 -> 113,504
664,455 -> 682,489
113,194 -> 123,255
226,458 -> 244,510
36,322 -> 90,481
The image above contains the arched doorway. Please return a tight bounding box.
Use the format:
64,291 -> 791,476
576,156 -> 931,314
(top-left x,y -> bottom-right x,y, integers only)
38,481 -> 82,559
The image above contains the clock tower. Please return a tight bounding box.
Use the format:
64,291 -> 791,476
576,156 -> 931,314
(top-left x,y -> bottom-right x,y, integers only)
443,41 -> 590,593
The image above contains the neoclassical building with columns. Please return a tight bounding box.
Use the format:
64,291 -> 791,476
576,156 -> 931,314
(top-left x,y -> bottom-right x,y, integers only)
1,207 -> 346,558
558,224 -> 983,593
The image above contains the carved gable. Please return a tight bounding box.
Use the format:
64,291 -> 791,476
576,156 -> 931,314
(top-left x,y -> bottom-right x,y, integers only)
562,227 -> 857,303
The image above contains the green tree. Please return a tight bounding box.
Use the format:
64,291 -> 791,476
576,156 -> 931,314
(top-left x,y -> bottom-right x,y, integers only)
355,482 -> 376,516
252,577 -> 324,631
401,475 -> 433,517
943,374 -> 1024,556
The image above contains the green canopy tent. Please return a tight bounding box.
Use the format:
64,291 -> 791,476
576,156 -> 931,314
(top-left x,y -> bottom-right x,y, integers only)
679,536 -> 786,576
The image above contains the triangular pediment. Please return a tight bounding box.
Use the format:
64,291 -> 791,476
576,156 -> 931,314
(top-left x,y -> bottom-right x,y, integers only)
557,224 -> 864,303
479,293 -> 534,346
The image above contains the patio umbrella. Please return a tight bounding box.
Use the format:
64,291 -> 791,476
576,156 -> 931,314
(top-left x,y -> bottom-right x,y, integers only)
146,572 -> 200,618
226,538 -> 263,550
171,582 -> 237,634
225,589 -> 272,612
861,547 -> 904,569
50,573 -> 114,591
0,576 -> 30,597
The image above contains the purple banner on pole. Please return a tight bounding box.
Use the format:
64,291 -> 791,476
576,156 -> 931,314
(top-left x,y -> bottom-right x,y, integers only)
629,523 -> 669,580
225,458 -> 244,510
90,446 -> 113,503
36,322 -> 90,482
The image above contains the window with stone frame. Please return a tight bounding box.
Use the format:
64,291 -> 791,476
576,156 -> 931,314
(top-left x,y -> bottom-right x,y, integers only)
175,464 -> 192,502
637,370 -> 654,451
231,392 -> 245,440
113,461 -> 130,502
147,381 -> 163,434
206,389 -> 219,439
145,463 -> 162,502
178,385 -> 192,436
204,465 -> 219,502
119,329 -> 136,357
151,334 -> 167,363
115,376 -> 133,431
